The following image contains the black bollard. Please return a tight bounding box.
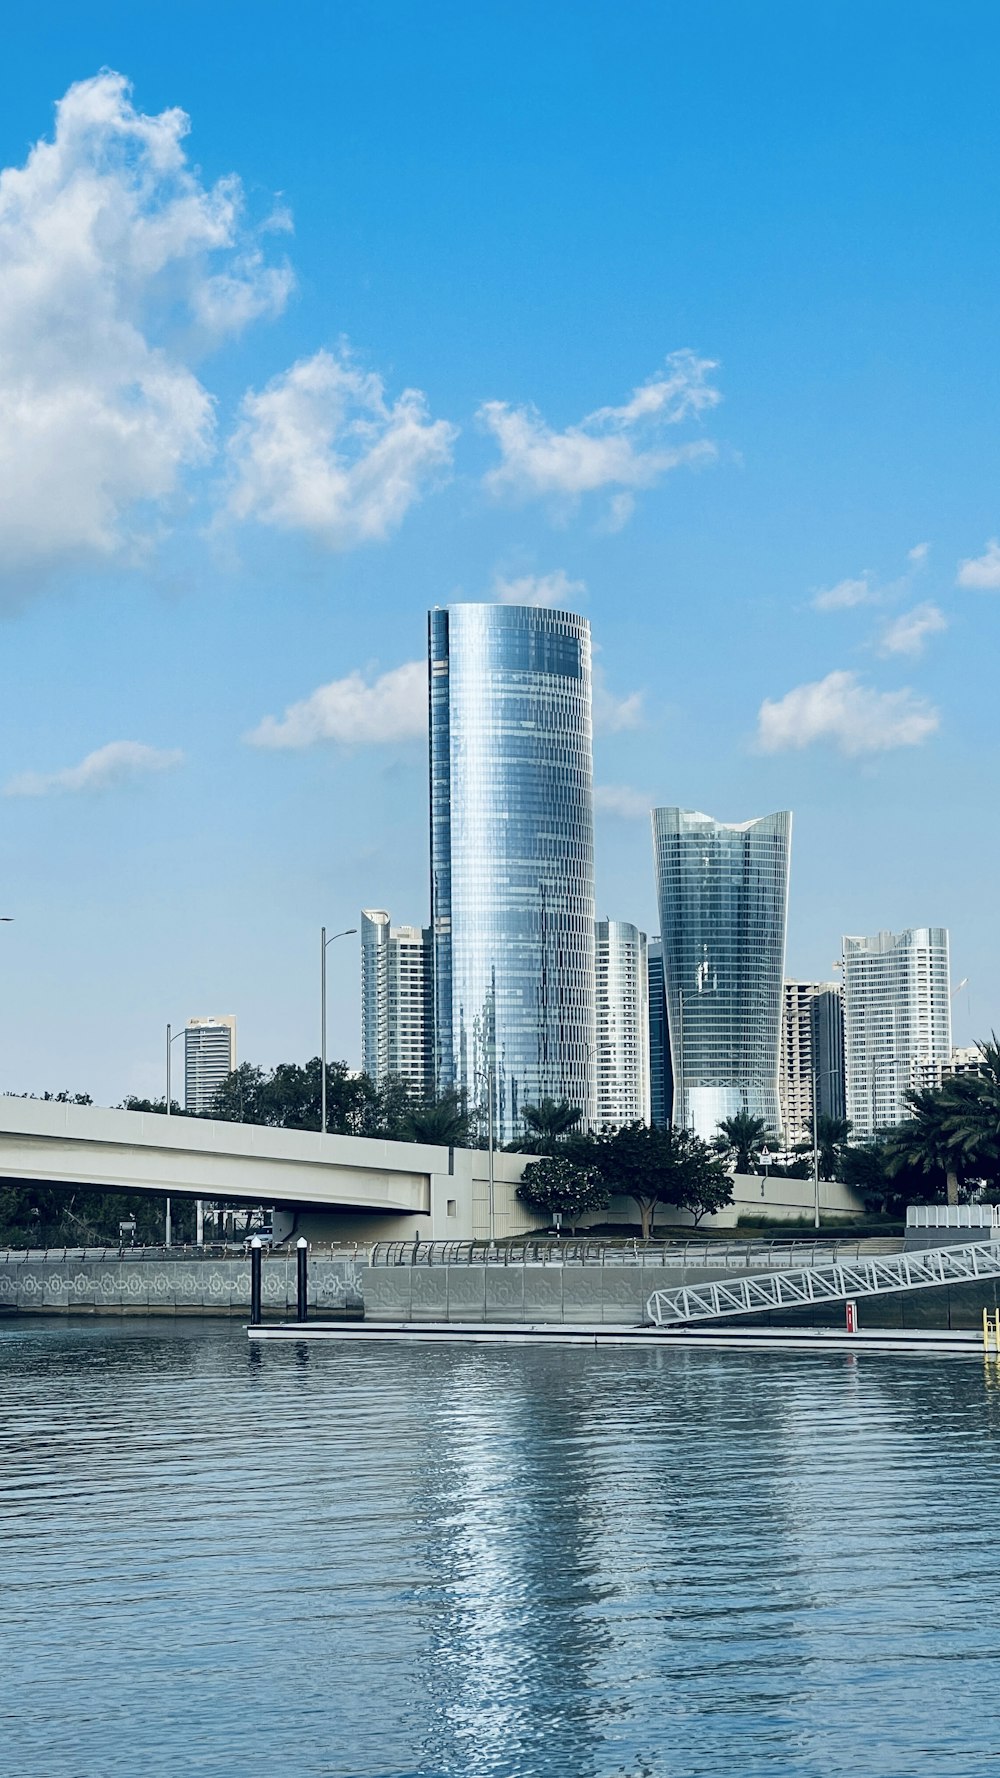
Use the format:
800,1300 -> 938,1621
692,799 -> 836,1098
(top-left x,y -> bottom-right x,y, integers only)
296,1237 -> 308,1322
250,1236 -> 263,1326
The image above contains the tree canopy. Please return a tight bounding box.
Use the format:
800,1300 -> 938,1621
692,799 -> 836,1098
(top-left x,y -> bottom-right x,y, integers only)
591,1121 -> 734,1238
516,1153 -> 609,1228
714,1110 -> 769,1174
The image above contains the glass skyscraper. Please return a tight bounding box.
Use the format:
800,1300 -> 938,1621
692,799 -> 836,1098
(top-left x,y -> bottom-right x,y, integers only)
429,603 -> 597,1142
651,808 -> 791,1143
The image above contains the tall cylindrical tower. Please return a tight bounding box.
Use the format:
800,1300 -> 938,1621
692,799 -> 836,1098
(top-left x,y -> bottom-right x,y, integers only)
429,603 -> 597,1142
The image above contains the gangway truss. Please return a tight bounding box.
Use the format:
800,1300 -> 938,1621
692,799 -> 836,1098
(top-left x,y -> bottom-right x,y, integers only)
645,1239 -> 1000,1327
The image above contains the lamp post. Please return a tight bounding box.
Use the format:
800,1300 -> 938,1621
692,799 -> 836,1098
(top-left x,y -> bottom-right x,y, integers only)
320,927 -> 357,1134
164,1023 -> 189,1246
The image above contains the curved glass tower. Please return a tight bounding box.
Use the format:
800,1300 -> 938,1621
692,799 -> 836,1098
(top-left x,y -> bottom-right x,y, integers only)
651,807 -> 791,1143
430,603 -> 597,1142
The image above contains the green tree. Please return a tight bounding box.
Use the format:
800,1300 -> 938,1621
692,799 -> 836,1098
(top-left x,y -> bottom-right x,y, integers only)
815,1114 -> 852,1181
519,1097 -> 583,1154
715,1110 -> 768,1174
402,1089 -> 470,1146
593,1121 -> 734,1238
516,1153 -> 609,1230
884,1089 -> 963,1207
939,1040 -> 1000,1190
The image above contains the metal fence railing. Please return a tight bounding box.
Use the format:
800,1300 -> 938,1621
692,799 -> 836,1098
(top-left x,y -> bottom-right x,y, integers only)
0,1242 -> 368,1263
367,1236 -> 891,1270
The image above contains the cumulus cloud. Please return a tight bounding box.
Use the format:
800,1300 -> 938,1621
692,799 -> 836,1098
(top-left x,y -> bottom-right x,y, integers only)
877,602 -> 948,658
492,568 -> 585,608
908,541 -> 931,565
957,539 -> 1000,589
594,784 -> 651,819
479,349 -> 720,523
246,661 -> 426,749
0,71 -> 291,589
4,740 -> 184,797
224,348 -> 457,547
756,671 -> 939,756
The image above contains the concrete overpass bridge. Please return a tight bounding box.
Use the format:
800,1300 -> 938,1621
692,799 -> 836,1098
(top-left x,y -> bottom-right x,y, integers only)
0,1097 -> 538,1243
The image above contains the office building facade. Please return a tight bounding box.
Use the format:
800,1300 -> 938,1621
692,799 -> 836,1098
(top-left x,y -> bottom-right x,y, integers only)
779,980 -> 845,1145
647,938 -> 672,1127
184,1016 -> 237,1115
652,807 -> 791,1143
429,602 -> 597,1142
842,927 -> 952,1139
595,920 -> 650,1128
360,909 -> 434,1096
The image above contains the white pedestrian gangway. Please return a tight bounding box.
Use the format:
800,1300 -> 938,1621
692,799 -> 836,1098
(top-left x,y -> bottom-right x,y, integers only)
645,1240 -> 1000,1327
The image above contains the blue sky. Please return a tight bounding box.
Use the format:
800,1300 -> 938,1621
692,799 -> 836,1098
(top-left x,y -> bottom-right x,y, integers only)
1,1 -> 997,1101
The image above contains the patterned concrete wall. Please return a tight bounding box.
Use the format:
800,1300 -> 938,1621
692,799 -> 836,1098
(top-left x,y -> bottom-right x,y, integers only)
0,1254 -> 363,1316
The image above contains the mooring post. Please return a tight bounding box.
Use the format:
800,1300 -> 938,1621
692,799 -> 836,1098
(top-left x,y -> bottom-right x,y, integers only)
296,1237 -> 309,1322
250,1236 -> 263,1327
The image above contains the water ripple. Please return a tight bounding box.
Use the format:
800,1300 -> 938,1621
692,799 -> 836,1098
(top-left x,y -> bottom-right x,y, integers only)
1,1321 -> 1000,1776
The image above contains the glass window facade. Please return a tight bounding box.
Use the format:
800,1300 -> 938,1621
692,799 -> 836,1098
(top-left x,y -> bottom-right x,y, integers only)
842,927 -> 951,1138
429,603 -> 597,1142
651,807 -> 791,1143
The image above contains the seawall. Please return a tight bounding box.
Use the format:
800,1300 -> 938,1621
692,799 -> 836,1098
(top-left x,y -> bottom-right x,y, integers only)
0,1251 -> 363,1317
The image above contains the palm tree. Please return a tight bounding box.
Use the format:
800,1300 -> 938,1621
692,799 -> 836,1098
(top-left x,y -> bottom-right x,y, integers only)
940,1039 -> 1000,1191
816,1114 -> 852,1181
715,1110 -> 768,1174
519,1097 -> 583,1154
884,1089 -> 961,1205
403,1090 -> 469,1147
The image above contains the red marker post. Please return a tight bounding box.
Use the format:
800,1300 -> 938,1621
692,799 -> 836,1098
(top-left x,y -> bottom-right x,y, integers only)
845,1300 -> 858,1334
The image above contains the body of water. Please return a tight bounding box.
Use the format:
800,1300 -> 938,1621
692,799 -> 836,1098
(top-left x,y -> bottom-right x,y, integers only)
1,1318 -> 998,1776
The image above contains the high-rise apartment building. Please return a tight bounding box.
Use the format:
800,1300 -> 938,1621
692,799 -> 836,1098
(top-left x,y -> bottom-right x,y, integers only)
595,920 -> 650,1128
360,909 -> 433,1096
184,1016 -> 236,1115
779,980 -> 845,1145
812,985 -> 847,1124
647,938 -> 672,1127
429,602 -> 597,1142
842,927 -> 952,1139
652,808 -> 791,1143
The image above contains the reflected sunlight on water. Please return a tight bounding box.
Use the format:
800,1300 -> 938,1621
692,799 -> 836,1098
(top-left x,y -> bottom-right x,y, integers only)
1,1320 -> 999,1777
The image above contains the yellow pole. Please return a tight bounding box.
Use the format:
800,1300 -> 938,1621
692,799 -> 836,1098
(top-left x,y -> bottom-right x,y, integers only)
985,1307 -> 990,1353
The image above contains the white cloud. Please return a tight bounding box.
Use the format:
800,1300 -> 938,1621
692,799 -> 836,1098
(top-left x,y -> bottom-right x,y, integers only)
246,661 -> 426,750
593,681 -> 644,733
957,539 -> 1000,589
812,574 -> 877,611
4,740 -> 184,797
492,568 -> 585,608
907,541 -> 931,565
877,602 -> 948,658
225,348 -> 457,547
594,784 -> 651,819
756,670 -> 939,756
479,349 -> 720,523
0,71 -> 291,588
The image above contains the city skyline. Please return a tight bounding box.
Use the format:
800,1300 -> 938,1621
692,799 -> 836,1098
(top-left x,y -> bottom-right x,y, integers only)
1,10 -> 996,1106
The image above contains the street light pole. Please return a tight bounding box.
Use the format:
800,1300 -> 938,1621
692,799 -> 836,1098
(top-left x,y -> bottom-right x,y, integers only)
166,1023 -> 186,1247
320,927 -> 358,1134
